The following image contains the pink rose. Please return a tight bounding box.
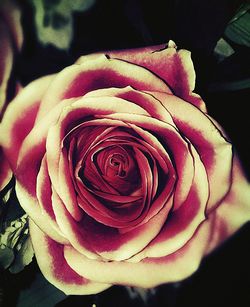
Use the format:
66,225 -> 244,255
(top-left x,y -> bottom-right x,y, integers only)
0,0 -> 23,190
1,41 -> 250,294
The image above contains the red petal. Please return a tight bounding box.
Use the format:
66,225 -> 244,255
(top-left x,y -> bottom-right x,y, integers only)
29,220 -> 110,295
84,86 -> 175,125
103,42 -> 206,111
130,144 -> 208,261
63,215 -> 211,287
36,54 -> 171,120
0,0 -> 23,50
15,97 -> 75,196
1,75 -> 54,171
0,18 -> 13,114
151,91 -> 233,212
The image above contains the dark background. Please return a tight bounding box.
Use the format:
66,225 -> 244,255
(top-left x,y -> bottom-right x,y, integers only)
1,0 -> 250,306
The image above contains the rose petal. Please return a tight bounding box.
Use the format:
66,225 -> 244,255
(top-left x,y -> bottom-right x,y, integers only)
130,144 -> 209,261
36,54 -> 171,120
99,113 -> 194,211
36,155 -> 67,239
1,75 -> 55,171
103,42 -> 206,112
29,220 -> 111,295
0,18 -> 13,114
205,155 -> 250,254
0,0 -> 23,51
84,86 -> 175,125
15,98 -> 76,196
63,215 -> 212,287
57,147 -> 83,221
151,91 -> 233,212
63,160 -> 250,288
15,181 -> 68,244
50,187 -> 101,259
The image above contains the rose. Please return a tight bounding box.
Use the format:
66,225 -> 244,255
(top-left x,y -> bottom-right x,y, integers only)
0,0 -> 23,190
1,41 -> 250,294
0,0 -> 23,115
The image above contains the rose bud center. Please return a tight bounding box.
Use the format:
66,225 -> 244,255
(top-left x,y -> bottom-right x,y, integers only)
96,146 -> 140,195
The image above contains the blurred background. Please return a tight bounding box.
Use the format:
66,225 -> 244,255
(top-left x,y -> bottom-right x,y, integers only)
1,0 -> 250,306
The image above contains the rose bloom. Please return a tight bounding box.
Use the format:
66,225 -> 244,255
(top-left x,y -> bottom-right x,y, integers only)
0,0 -> 23,190
1,41 -> 250,294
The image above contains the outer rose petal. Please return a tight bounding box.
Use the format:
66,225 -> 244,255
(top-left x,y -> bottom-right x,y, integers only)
36,54 -> 171,120
0,17 -> 13,114
29,220 -> 111,295
0,75 -> 55,171
77,41 -> 206,112
0,0 -> 23,114
151,91 -> 232,212
0,0 -> 23,50
205,156 -> 250,254
15,181 -> 69,244
63,217 -> 212,287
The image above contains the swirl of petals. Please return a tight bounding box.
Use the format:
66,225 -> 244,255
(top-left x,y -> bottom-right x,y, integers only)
66,127 -> 171,229
45,96 -> 148,219
62,122 -> 175,233
40,99 -> 184,260
74,144 -> 152,228
41,95 -> 206,262
46,181 -> 175,261
90,114 -> 210,254
46,101 -> 176,227
98,113 -> 196,212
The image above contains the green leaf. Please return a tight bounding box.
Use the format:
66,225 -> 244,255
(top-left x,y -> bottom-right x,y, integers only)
29,0 -> 96,49
9,236 -> 34,274
225,4 -> 250,47
0,244 -> 14,270
0,214 -> 34,273
17,271 -> 67,307
208,78 -> 250,92
2,189 -> 25,228
214,38 -> 235,62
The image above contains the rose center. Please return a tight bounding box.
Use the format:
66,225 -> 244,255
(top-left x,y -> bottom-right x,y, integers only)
94,145 -> 140,195
107,153 -> 128,178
